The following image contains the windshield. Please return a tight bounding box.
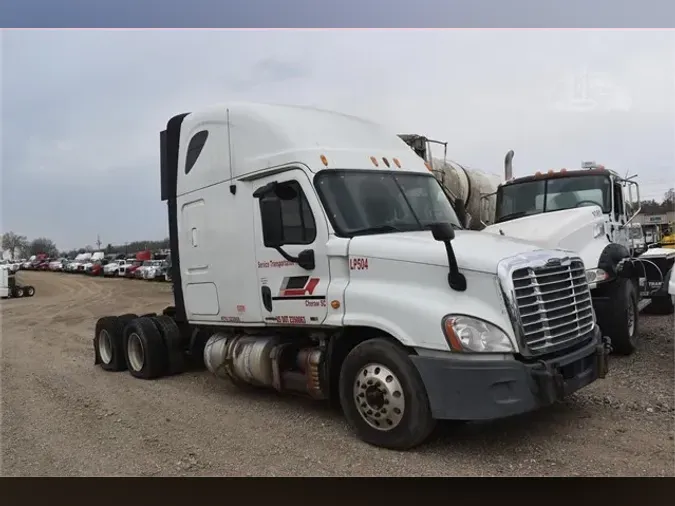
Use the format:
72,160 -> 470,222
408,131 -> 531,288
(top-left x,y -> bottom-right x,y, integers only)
495,174 -> 612,223
315,170 -> 462,237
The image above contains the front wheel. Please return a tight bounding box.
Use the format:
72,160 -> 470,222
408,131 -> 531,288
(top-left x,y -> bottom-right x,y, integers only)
339,338 -> 436,450
600,278 -> 639,355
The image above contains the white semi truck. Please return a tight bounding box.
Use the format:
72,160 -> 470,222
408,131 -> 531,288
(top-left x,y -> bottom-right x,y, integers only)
1,266 -> 36,299
398,136 -> 674,357
93,103 -> 610,450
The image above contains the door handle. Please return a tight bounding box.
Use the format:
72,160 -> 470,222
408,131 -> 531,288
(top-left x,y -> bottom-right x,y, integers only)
261,286 -> 273,312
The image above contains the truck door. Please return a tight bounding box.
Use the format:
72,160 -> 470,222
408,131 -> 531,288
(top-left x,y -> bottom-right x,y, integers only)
612,181 -> 630,250
252,168 -> 331,326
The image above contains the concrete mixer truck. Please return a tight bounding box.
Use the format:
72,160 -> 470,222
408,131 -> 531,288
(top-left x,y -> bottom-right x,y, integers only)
397,134 -> 500,231
399,135 -> 673,357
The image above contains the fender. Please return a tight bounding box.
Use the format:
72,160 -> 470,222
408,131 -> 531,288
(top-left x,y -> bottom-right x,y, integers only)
597,243 -> 632,278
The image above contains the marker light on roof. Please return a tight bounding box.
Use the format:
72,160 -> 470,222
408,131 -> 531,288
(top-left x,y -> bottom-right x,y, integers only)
535,171 -> 542,176
320,154 -> 328,166
370,156 -> 379,167
560,168 -> 567,173
393,158 -> 401,168
382,157 -> 390,168
548,169 -> 555,175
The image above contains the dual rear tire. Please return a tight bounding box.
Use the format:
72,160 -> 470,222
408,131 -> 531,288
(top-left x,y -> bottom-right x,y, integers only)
94,314 -> 185,379
10,285 -> 34,298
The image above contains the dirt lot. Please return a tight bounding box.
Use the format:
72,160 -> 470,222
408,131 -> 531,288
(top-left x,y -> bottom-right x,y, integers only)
1,271 -> 673,476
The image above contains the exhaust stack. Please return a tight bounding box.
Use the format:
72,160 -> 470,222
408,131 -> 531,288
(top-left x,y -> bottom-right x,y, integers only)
504,150 -> 515,180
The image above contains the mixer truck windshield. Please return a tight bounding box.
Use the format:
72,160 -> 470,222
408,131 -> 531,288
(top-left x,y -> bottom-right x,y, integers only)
315,170 -> 462,237
495,174 -> 612,224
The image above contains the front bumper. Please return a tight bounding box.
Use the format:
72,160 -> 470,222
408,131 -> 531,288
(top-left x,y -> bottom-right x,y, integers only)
410,325 -> 609,421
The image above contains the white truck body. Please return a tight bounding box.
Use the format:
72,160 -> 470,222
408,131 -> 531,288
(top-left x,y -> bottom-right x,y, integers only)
103,259 -> 128,276
169,104 -> 574,343
92,102 -> 609,451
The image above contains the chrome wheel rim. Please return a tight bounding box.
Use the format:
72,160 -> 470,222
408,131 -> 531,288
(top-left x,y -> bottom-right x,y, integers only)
127,333 -> 145,372
353,363 -> 405,431
98,330 -> 113,364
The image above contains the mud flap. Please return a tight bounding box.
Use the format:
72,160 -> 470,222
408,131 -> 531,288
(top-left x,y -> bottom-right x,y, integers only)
596,336 -> 611,379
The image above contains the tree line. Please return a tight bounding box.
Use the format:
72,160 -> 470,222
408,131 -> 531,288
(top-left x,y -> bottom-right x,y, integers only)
1,232 -> 170,260
627,188 -> 674,214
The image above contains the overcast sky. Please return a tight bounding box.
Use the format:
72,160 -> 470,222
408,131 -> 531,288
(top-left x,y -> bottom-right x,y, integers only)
2,29 -> 674,250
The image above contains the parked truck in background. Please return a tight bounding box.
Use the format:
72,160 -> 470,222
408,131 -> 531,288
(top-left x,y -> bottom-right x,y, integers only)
92,102 -> 609,450
627,222 -> 646,256
397,134 -> 500,231
1,266 -> 35,298
399,136 -> 674,356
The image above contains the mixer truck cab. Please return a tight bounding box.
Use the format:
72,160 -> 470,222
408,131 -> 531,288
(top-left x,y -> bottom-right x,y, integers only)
481,162 -> 674,356
93,102 -> 609,450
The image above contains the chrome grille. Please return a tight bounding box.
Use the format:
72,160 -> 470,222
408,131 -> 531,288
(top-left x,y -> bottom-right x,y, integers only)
512,259 -> 594,353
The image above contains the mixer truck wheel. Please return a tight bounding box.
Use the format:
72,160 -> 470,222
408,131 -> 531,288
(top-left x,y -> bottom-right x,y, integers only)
12,286 -> 24,298
24,286 -> 35,297
602,278 -> 639,356
339,338 -> 436,450
123,317 -> 169,380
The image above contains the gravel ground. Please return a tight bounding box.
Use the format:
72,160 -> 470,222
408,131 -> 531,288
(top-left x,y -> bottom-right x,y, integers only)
1,271 -> 673,476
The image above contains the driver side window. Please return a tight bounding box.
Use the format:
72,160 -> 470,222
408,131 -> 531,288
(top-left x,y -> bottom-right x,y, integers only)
261,181 -> 317,245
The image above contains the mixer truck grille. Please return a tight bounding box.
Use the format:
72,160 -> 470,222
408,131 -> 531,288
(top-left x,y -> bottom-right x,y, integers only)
511,259 -> 594,354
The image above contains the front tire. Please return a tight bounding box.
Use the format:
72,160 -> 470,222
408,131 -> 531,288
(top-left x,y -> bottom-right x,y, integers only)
339,338 -> 436,450
12,286 -> 24,298
24,286 -> 35,297
601,278 -> 639,355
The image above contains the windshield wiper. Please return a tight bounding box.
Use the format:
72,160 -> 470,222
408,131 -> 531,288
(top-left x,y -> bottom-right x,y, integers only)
496,211 -> 532,223
349,225 -> 405,236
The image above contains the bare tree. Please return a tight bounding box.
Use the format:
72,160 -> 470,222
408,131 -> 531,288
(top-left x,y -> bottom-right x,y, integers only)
1,231 -> 29,259
28,237 -> 59,257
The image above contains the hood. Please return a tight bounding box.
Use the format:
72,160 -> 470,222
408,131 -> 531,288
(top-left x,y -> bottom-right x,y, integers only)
483,206 -> 604,251
348,230 -> 544,274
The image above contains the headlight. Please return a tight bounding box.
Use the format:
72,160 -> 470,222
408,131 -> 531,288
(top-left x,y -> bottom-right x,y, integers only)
593,223 -> 605,238
585,268 -> 609,284
442,315 -> 514,353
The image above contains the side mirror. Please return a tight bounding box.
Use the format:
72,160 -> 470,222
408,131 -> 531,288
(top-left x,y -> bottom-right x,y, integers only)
429,222 -> 455,242
428,222 -> 465,292
454,199 -> 467,228
260,197 -> 284,248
